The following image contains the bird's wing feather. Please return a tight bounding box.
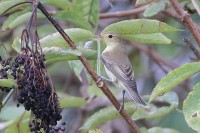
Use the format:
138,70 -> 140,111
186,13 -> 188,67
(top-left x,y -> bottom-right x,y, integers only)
101,54 -> 138,92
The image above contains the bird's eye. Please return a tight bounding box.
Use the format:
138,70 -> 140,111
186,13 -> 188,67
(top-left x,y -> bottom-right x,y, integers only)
108,34 -> 113,38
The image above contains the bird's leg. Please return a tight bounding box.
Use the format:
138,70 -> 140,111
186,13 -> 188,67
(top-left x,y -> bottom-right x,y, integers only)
118,90 -> 126,112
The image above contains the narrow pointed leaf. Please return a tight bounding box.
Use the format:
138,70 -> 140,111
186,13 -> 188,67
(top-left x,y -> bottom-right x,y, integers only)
12,28 -> 93,52
2,11 -> 27,31
135,0 -> 157,6
80,102 -> 138,132
40,0 -> 71,9
122,33 -> 171,44
102,19 -> 181,34
143,1 -> 167,17
5,12 -> 45,30
132,104 -> 176,120
54,11 -> 92,30
73,0 -> 99,30
183,82 -> 200,131
0,79 -> 17,88
150,62 -> 200,102
58,93 -> 87,108
39,28 -> 93,48
141,127 -> 180,133
0,0 -> 25,14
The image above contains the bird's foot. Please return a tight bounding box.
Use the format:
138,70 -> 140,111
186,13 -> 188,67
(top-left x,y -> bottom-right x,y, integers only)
118,103 -> 124,112
96,76 -> 112,83
96,76 -> 102,84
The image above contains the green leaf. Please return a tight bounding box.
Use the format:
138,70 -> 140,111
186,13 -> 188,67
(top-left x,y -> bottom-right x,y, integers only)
141,127 -> 180,133
2,10 -> 27,31
0,0 -> 25,14
183,82 -> 200,131
102,19 -> 181,34
40,0 -> 71,9
0,106 -> 27,121
38,28 -> 93,48
54,11 -> 92,30
135,0 -> 158,6
37,24 -> 57,38
4,120 -> 29,133
44,46 -> 97,64
122,33 -> 171,44
58,93 -> 86,108
159,110 -> 196,133
158,91 -> 179,105
3,12 -> 45,30
39,28 -> 93,48
89,129 -> 104,133
0,79 -> 17,88
149,62 -> 200,102
143,1 -> 167,17
73,0 -> 99,30
80,102 -> 138,132
132,104 -> 176,120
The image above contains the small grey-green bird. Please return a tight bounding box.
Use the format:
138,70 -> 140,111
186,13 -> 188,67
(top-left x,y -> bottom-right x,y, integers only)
99,33 -> 146,107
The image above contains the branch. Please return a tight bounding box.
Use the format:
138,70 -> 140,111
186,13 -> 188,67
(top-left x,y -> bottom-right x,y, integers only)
37,2 -> 140,133
100,5 -> 148,19
169,0 -> 200,48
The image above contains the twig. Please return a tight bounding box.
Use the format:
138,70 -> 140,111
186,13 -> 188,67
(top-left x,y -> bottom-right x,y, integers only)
183,38 -> 200,60
130,42 -> 178,69
191,0 -> 200,16
169,0 -> 200,48
100,5 -> 148,19
0,2 -> 32,16
37,2 -> 140,133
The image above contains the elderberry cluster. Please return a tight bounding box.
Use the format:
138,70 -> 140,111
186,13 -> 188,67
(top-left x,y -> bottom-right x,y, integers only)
0,57 -> 13,92
0,52 -> 62,132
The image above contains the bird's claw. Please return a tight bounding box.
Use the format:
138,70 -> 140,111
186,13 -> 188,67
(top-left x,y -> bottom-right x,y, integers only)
96,76 -> 102,84
118,104 -> 124,112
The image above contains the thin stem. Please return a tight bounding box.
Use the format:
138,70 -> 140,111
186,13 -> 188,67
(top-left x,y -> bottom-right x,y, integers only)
183,38 -> 200,60
37,2 -> 140,133
100,5 -> 148,19
1,2 -> 32,16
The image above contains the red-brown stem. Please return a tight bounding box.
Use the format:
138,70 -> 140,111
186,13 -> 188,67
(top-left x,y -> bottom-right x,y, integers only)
169,0 -> 200,48
37,2 -> 140,133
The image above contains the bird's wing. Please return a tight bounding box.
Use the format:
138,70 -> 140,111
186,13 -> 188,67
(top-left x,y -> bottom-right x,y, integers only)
101,53 -> 138,93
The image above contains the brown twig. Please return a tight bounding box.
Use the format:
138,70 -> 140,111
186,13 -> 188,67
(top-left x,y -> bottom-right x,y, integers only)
183,38 -> 200,60
169,0 -> 200,48
37,2 -> 140,133
100,5 -> 148,19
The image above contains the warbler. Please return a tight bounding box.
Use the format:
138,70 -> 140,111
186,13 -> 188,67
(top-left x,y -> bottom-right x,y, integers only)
98,33 -> 146,109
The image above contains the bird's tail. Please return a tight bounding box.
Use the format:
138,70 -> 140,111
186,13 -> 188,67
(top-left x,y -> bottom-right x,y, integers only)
126,88 -> 147,106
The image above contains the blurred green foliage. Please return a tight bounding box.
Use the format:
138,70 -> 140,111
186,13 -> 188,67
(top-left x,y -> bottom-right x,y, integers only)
0,0 -> 199,133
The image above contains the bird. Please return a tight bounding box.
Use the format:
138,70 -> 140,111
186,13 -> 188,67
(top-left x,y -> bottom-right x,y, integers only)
97,33 -> 146,110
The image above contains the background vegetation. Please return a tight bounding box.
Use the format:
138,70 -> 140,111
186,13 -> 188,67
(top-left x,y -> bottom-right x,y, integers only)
0,0 -> 200,133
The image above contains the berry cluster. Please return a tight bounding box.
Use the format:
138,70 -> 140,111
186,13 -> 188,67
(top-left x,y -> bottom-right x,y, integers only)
15,52 -> 62,132
49,122 -> 66,133
0,57 -> 13,92
0,52 -> 62,132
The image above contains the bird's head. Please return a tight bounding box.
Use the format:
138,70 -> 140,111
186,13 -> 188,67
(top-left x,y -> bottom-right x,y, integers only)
99,33 -> 122,46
